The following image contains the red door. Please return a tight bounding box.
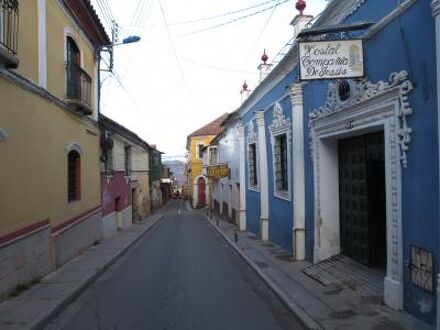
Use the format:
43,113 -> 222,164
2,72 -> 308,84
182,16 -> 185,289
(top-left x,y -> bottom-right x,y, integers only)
197,177 -> 206,208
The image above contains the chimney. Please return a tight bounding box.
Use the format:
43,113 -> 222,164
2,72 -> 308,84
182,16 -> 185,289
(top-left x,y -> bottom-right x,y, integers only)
258,49 -> 272,82
291,0 -> 313,40
240,81 -> 250,103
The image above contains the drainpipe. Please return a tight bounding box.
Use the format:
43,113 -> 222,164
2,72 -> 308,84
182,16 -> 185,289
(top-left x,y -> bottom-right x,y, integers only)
290,83 -> 306,260
238,124 -> 247,231
432,1 -> 440,329
256,111 -> 270,241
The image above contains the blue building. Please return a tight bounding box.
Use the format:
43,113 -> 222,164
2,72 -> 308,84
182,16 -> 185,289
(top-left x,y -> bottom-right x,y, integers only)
238,0 -> 440,326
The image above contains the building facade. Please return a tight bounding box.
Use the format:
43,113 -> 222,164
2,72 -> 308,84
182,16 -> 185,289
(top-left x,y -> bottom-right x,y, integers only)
0,0 -> 109,298
238,0 -> 440,326
100,115 -> 151,239
186,114 -> 228,209
208,112 -> 244,228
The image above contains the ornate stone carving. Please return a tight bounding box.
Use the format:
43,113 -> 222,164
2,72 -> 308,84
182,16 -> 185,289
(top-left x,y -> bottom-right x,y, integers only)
269,102 -> 291,136
247,120 -> 257,144
269,102 -> 292,200
338,0 -> 366,24
290,84 -> 304,106
432,0 -> 440,17
310,71 -> 414,168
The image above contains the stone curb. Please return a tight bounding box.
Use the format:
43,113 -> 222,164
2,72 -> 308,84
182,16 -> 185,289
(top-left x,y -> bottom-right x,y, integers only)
33,214 -> 164,330
205,214 -> 323,330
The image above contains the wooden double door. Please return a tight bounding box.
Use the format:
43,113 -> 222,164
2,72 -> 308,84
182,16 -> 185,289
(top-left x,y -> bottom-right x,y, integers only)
338,132 -> 387,269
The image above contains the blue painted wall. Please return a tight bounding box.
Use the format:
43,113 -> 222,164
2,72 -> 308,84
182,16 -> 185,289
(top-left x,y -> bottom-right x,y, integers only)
302,0 -> 439,324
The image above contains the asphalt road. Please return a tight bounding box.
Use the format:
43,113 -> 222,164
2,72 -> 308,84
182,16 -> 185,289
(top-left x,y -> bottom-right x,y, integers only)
49,200 -> 304,330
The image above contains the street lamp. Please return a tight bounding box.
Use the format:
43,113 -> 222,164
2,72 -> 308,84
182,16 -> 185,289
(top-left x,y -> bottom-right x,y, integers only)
98,35 -> 141,113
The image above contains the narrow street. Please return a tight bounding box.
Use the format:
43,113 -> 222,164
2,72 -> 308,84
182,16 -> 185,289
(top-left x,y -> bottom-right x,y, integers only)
48,200 -> 304,330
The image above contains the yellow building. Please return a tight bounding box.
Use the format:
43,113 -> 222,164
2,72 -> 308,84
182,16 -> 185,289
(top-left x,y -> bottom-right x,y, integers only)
186,114 -> 228,208
0,0 -> 109,299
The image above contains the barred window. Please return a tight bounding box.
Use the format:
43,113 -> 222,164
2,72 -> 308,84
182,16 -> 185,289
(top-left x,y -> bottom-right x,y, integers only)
248,143 -> 258,187
274,134 -> 288,191
68,150 -> 81,202
105,145 -> 113,174
198,144 -> 204,159
124,145 -> 132,176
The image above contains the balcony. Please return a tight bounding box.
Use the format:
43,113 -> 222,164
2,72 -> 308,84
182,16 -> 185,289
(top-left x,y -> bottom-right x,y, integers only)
0,0 -> 19,68
65,63 -> 92,115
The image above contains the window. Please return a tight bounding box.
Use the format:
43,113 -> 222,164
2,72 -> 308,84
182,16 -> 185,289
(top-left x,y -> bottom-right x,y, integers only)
124,145 -> 132,176
269,102 -> 291,200
208,146 -> 218,165
248,143 -> 258,187
197,144 -> 204,159
65,36 -> 91,108
68,150 -> 81,202
105,145 -> 113,174
274,134 -> 288,191
66,37 -> 80,98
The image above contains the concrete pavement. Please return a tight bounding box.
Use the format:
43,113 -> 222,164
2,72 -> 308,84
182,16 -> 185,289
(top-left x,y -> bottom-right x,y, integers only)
203,209 -> 434,330
0,212 -> 163,329
47,200 -> 303,330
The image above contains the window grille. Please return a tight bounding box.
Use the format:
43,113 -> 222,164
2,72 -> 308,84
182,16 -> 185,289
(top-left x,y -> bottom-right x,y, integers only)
124,145 -> 132,176
248,143 -> 258,187
105,146 -> 113,174
68,150 -> 81,202
274,134 -> 288,191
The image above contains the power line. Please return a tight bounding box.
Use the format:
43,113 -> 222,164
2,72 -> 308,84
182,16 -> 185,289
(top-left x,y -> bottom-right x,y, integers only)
139,0 -> 290,42
241,0 -> 281,67
157,0 -> 191,94
132,0 -> 283,28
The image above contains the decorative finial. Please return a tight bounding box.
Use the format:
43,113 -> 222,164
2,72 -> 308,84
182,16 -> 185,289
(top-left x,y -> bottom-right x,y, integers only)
242,80 -> 248,91
261,49 -> 268,64
296,0 -> 306,15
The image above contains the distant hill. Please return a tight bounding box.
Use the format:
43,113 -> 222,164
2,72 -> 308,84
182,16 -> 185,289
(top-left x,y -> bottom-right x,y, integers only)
163,160 -> 185,187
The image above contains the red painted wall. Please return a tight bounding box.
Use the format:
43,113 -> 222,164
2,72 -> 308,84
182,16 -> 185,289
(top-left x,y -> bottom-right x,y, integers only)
101,172 -> 131,216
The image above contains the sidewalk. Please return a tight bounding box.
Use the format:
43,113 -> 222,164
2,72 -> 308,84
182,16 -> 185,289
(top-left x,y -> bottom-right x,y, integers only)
205,212 -> 433,330
0,213 -> 163,330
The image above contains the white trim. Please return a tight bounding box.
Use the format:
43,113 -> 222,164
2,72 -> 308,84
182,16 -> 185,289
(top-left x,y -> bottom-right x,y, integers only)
38,0 -> 47,88
238,124 -> 247,231
247,120 -> 260,191
432,2 -> 440,327
64,28 -> 83,65
309,71 -> 414,311
193,175 -> 208,209
268,102 -> 292,201
290,83 -> 306,260
66,142 -> 83,155
256,111 -> 269,241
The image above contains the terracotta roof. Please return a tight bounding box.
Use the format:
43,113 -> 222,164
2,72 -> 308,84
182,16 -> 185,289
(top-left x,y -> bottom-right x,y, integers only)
188,113 -> 229,138
63,0 -> 111,47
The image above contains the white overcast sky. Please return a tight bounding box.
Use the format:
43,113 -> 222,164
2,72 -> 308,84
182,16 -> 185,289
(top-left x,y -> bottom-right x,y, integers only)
92,0 -> 328,159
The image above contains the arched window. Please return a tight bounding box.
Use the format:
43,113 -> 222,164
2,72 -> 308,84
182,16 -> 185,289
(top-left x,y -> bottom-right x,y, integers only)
68,150 -> 81,202
66,36 -> 80,99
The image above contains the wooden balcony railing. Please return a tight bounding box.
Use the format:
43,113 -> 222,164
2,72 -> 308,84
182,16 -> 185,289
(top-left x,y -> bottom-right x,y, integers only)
66,62 -> 92,114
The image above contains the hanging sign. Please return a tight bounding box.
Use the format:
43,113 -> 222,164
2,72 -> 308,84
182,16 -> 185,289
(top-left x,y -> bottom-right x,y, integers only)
299,39 -> 364,80
207,164 -> 230,180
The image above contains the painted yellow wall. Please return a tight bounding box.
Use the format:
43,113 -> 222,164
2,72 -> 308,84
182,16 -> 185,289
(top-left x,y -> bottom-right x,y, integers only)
14,0 -> 39,83
0,76 -> 101,234
187,135 -> 215,199
46,0 -> 97,111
